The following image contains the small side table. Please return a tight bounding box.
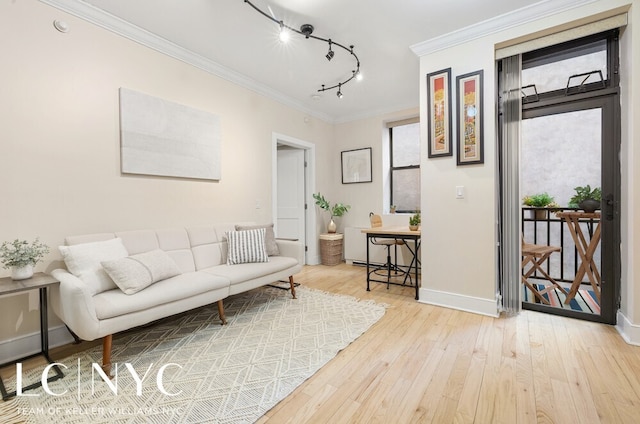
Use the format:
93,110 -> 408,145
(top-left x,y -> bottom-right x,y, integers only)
0,273 -> 64,400
319,233 -> 344,266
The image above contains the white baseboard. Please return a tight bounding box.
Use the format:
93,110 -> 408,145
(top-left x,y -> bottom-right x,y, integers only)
0,325 -> 75,365
615,311 -> 640,346
419,288 -> 500,318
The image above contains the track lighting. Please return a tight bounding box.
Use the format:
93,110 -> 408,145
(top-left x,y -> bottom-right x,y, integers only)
326,41 -> 334,61
278,22 -> 289,42
244,0 -> 361,98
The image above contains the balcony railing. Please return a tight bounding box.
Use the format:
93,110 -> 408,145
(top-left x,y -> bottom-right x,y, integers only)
521,206 -> 600,285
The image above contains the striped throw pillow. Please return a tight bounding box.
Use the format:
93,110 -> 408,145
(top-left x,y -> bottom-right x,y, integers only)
226,228 -> 269,265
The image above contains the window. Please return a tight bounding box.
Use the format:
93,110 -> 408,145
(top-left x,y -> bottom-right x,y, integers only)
389,120 -> 420,213
521,31 -> 617,102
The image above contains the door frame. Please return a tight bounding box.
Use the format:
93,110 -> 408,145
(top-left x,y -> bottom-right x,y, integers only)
521,89 -> 621,324
271,132 -> 318,265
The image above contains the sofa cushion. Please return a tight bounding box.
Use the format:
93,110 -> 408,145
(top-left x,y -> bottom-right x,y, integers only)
101,249 -> 181,295
226,228 -> 269,265
59,238 -> 129,295
202,255 -> 297,285
93,272 -> 229,320
235,223 -> 279,256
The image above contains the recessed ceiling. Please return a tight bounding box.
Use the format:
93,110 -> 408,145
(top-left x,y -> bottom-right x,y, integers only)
55,0 -> 546,122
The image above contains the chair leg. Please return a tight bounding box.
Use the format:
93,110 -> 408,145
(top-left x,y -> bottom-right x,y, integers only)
522,276 -> 550,304
102,334 -> 113,377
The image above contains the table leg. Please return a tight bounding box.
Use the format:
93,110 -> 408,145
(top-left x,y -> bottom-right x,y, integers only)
414,239 -> 420,300
0,287 -> 64,400
564,218 -> 601,305
366,234 -> 371,292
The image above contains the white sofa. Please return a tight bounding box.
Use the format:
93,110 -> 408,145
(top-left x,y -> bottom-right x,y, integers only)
50,224 -> 303,373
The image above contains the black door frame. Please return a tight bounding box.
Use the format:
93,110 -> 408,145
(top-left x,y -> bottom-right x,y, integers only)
521,89 -> 621,324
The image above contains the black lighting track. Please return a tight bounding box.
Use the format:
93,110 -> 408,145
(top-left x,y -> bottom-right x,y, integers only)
243,0 -> 361,96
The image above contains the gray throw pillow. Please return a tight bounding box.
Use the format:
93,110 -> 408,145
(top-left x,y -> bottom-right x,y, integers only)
235,223 -> 280,256
101,249 -> 181,295
226,228 -> 269,265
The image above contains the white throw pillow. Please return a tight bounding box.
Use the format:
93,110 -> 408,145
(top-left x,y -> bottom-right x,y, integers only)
101,249 -> 182,295
226,228 -> 269,265
235,223 -> 280,256
59,238 -> 129,295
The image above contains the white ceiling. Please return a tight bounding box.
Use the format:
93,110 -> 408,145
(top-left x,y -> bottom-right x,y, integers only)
59,0 -> 544,122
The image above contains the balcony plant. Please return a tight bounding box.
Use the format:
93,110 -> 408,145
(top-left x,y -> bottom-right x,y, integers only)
568,185 -> 602,212
409,212 -> 421,231
0,238 -> 49,280
313,193 -> 351,233
522,193 -> 558,220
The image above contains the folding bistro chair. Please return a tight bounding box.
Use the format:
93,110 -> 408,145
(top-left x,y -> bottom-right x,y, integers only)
521,237 -> 567,304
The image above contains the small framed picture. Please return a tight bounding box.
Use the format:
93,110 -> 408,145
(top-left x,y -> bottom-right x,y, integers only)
456,70 -> 484,166
341,147 -> 372,184
426,68 -> 453,158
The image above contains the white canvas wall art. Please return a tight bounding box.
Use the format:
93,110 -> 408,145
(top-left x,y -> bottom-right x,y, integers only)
119,88 -> 221,180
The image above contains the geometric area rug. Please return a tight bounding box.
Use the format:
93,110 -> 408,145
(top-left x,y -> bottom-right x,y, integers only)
0,286 -> 386,424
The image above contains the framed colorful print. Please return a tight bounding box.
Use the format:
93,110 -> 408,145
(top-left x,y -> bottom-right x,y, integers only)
426,68 -> 452,158
341,147 -> 372,183
456,70 -> 484,166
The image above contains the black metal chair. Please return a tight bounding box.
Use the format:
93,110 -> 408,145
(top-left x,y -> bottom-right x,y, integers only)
369,213 -> 410,287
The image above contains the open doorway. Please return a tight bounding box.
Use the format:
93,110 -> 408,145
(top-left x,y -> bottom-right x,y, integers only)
272,133 -> 317,265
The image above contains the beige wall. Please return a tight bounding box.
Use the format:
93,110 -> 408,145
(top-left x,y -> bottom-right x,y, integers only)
0,0 -> 334,347
416,0 -> 639,330
332,108 -> 420,231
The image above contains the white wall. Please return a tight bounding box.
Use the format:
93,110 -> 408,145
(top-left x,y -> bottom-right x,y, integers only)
0,0 -> 334,354
415,0 -> 639,329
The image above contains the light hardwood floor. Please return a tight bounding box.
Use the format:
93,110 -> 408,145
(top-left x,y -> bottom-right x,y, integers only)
259,263 -> 640,424
6,263 -> 640,423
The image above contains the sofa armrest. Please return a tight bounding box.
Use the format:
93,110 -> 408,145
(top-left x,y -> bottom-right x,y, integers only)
50,269 -> 100,341
275,239 -> 304,265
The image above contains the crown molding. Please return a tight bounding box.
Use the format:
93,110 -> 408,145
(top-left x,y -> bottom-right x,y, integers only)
410,0 -> 598,57
38,0 -> 334,123
334,101 -> 419,125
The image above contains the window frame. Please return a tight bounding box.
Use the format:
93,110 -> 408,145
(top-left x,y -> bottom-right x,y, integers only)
521,30 -> 619,105
389,122 -> 420,214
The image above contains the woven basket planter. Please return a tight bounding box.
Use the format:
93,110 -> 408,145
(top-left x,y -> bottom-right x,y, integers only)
319,234 -> 343,266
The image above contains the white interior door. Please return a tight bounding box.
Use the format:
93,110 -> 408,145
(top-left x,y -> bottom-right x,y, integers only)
277,147 -> 305,247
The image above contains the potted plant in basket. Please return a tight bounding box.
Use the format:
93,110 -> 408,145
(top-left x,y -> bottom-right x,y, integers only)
522,193 -> 558,220
312,193 -> 351,233
409,212 -> 421,231
568,185 -> 602,213
0,238 -> 49,280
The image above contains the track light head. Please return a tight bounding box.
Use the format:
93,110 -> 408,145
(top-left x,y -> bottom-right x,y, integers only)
278,22 -> 289,42
337,84 -> 343,99
326,40 -> 334,61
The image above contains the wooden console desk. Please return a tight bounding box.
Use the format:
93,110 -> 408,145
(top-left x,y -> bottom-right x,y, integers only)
0,273 -> 64,400
361,226 -> 421,300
